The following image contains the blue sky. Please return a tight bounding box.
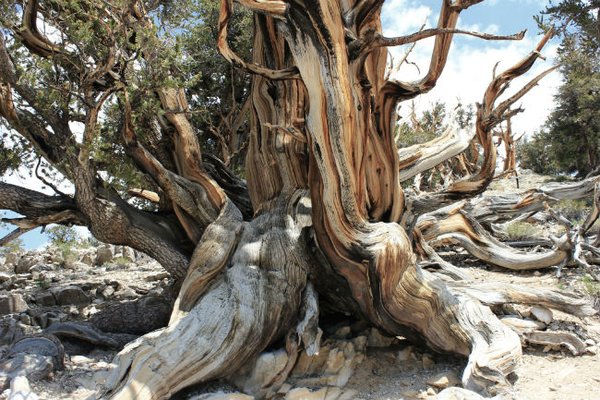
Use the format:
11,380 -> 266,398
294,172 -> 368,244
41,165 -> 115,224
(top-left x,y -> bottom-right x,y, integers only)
1,0 -> 558,251
1,211 -> 51,250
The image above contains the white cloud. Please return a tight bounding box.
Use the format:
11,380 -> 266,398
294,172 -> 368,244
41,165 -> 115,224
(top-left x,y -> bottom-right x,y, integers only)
382,0 -> 433,37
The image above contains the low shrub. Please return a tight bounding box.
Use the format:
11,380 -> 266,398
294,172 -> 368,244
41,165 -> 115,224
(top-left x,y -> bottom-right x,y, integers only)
505,222 -> 542,240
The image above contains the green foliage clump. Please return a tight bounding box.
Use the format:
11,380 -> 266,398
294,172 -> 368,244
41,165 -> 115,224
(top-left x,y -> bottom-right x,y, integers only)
46,225 -> 81,268
505,222 -> 542,240
112,256 -> 131,267
0,238 -> 25,257
516,132 -> 559,175
581,275 -> 600,296
522,1 -> 600,176
46,225 -> 80,246
554,199 -> 591,223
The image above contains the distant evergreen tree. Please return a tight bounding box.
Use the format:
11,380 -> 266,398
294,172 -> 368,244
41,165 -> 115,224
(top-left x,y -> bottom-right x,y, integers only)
519,1 -> 600,176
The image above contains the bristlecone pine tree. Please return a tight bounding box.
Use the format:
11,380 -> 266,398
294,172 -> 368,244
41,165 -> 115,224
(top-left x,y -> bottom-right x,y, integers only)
1,0 -> 599,399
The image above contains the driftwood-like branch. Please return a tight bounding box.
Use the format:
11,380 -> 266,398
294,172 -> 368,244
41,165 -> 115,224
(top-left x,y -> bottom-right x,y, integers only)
580,182 -> 600,235
466,175 -> 600,224
418,206 -> 570,271
523,331 -> 588,356
450,282 -> 596,317
414,229 -> 472,281
398,125 -> 476,183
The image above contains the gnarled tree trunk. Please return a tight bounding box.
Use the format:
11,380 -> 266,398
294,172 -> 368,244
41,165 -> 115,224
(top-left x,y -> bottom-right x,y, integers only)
98,1 -> 588,398
1,0 -> 597,399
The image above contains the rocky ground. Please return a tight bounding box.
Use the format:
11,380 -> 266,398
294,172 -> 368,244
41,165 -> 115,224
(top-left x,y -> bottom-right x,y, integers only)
1,173 -> 599,400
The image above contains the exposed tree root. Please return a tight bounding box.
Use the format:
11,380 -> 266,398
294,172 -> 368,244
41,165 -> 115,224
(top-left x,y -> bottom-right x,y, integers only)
419,206 -> 570,271
450,282 -> 596,317
523,331 -> 588,356
101,193 -> 312,399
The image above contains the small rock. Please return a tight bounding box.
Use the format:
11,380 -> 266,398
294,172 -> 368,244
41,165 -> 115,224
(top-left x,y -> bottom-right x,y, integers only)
324,349 -> 345,374
230,349 -> 289,396
52,286 -> 90,306
401,390 -> 420,399
4,253 -> 20,267
70,355 -> 94,365
34,292 -> 56,307
15,257 -> 37,274
397,346 -> 415,361
0,353 -> 55,389
426,387 -> 436,396
427,371 -> 461,389
7,376 -> 39,400
117,287 -> 138,299
144,272 -> 170,282
367,327 -> 396,348
65,261 -> 89,271
17,315 -> 31,326
79,253 -> 94,266
95,245 -> 113,266
0,273 -> 11,284
530,305 -> 553,324
121,247 -> 136,262
334,326 -> 351,339
422,354 -> 435,369
0,294 -> 29,316
585,339 -> 595,346
101,286 -> 115,298
587,346 -> 598,355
